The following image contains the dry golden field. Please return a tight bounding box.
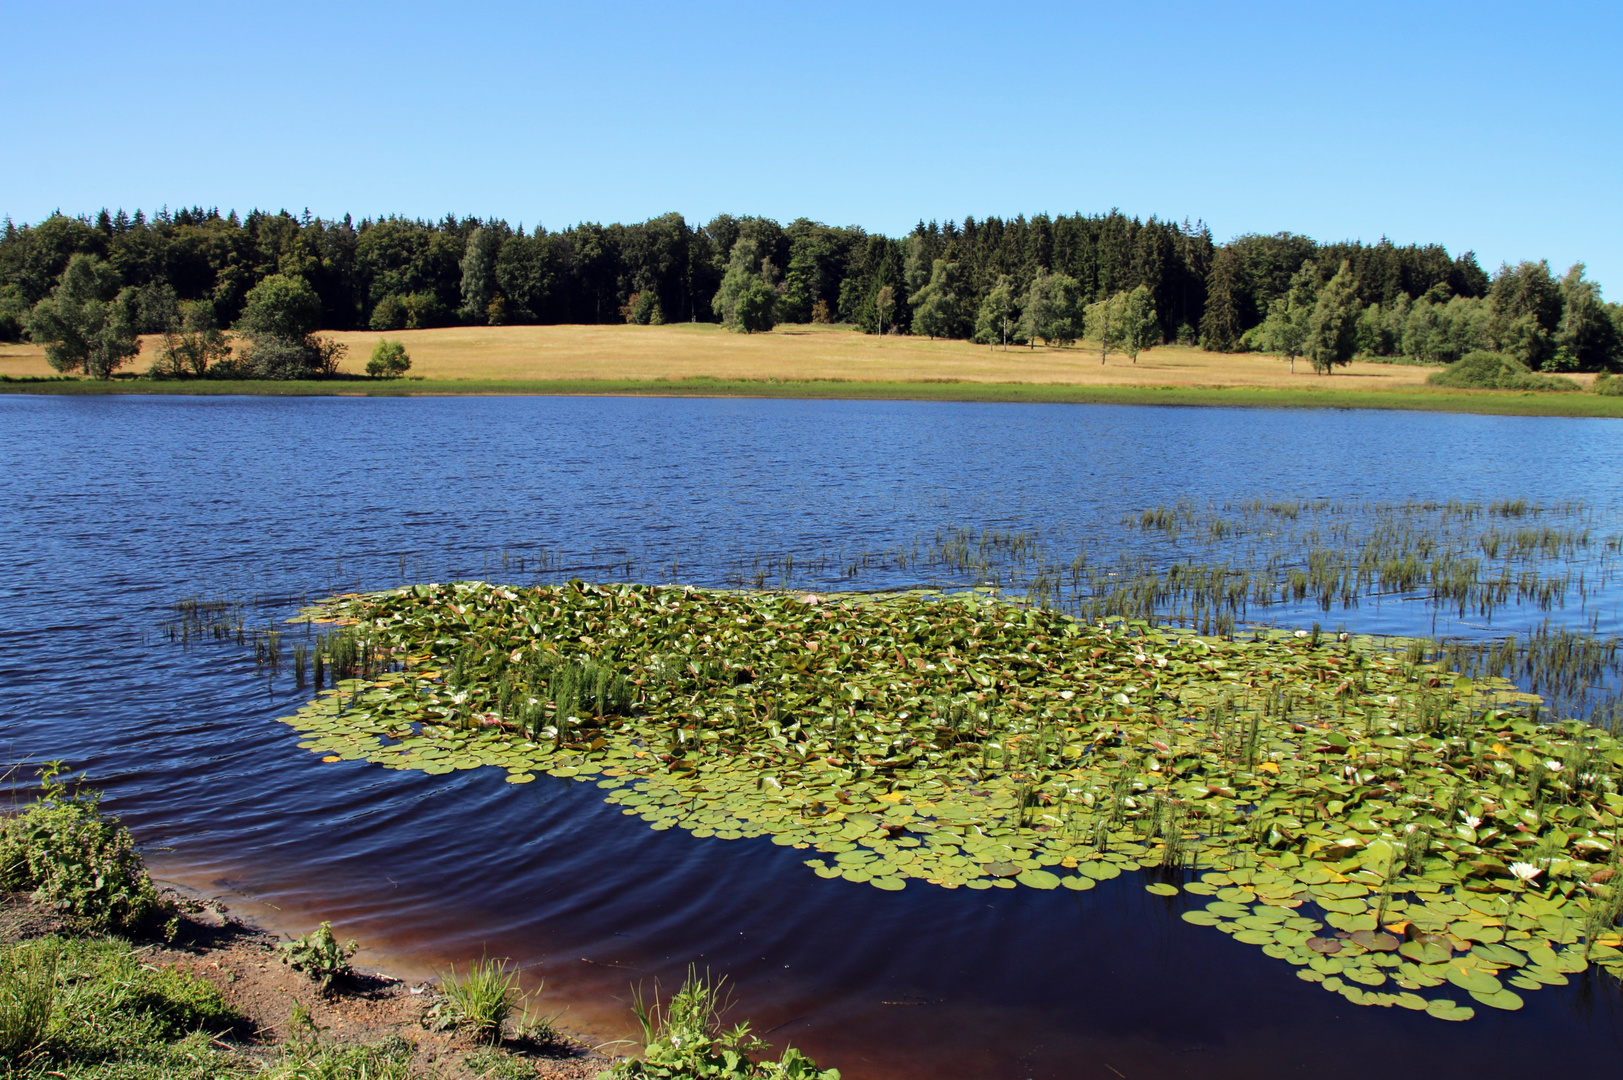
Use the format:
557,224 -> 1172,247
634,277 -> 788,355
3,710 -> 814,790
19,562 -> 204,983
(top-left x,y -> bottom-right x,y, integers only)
0,322 -> 1461,390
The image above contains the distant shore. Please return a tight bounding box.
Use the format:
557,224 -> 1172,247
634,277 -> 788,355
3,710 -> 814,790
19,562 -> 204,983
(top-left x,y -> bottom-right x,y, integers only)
2,322 -> 1616,418
4,373 -> 1622,418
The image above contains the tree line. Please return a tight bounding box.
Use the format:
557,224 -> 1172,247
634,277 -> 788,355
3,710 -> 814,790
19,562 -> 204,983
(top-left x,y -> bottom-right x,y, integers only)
1,205 -> 1617,378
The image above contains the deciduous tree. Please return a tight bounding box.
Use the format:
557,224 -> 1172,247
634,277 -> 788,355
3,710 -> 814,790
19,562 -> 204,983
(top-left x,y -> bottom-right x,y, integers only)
26,254 -> 139,378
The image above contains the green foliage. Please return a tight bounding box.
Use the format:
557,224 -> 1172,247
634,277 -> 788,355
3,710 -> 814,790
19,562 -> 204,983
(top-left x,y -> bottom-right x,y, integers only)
732,281 -> 777,334
0,764 -> 162,933
0,940 -> 56,1066
972,275 -> 1017,346
909,260 -> 967,340
1592,372 -> 1623,396
1199,246 -> 1243,351
1083,291 -> 1124,362
713,235 -> 778,333
7,934 -> 246,1079
150,300 -> 232,378
627,290 -> 665,325
1304,261 -> 1361,374
460,227 -> 501,324
604,969 -> 838,1080
25,254 -> 140,377
1426,351 -> 1582,391
1259,262 -> 1316,371
366,339 -> 412,378
1119,285 -> 1159,362
0,284 -> 28,342
280,922 -> 357,993
432,957 -> 522,1043
237,273 -> 322,341
1019,271 -> 1081,347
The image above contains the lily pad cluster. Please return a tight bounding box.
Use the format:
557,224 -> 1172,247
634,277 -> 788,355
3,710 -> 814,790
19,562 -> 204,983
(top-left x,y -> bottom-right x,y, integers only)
278,581 -> 1623,1020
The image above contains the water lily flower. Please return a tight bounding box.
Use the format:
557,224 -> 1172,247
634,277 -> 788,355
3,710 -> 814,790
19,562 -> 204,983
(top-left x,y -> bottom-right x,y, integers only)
1294,630 -> 1309,638
1545,760 -> 1563,772
1508,861 -> 1542,883
1459,813 -> 1482,829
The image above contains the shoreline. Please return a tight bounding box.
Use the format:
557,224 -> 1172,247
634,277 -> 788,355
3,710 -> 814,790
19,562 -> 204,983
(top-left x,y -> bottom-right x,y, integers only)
4,375 -> 1622,418
3,878 -> 618,1079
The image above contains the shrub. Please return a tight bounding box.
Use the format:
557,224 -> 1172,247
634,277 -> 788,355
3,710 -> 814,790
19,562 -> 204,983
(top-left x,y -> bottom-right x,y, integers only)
280,922 -> 356,993
0,764 -> 162,933
606,968 -> 839,1080
1426,350 -> 1582,391
366,339 -> 412,378
369,294 -> 408,332
431,956 -> 523,1043
1592,372 -> 1623,396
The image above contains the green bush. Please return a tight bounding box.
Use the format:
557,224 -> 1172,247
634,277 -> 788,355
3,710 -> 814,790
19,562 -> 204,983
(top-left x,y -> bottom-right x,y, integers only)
1426,350 -> 1581,391
1592,371 -> 1623,395
280,922 -> 357,993
366,339 -> 411,378
0,765 -> 162,933
603,969 -> 838,1080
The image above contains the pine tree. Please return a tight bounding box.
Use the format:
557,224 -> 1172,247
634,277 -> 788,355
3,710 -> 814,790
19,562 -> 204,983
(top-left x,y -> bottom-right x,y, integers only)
1304,261 -> 1361,375
1199,247 -> 1242,351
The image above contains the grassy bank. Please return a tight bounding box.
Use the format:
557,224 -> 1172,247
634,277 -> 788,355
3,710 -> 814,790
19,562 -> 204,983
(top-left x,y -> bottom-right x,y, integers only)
0,769 -> 836,1079
5,372 -> 1623,417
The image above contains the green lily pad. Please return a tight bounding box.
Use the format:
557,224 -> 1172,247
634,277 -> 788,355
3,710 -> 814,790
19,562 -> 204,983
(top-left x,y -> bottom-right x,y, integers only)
1470,988 -> 1523,1011
1425,998 -> 1475,1021
1145,882 -> 1179,897
1017,869 -> 1061,890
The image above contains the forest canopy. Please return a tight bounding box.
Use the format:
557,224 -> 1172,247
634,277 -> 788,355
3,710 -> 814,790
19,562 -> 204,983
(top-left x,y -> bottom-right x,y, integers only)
2,206 -> 1618,375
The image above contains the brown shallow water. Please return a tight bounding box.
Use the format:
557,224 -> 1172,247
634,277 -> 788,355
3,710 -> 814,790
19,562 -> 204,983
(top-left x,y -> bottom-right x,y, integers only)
3,394 -> 1622,1078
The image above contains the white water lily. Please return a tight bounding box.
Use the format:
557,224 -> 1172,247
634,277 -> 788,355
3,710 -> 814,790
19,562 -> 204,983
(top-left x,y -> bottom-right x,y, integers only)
1508,861 -> 1543,883
1459,812 -> 1482,829
1545,759 -> 1563,772
1294,630 -> 1309,638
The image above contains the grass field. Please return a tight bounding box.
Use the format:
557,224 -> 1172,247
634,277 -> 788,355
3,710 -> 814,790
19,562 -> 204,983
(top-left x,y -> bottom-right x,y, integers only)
2,322 -> 1616,417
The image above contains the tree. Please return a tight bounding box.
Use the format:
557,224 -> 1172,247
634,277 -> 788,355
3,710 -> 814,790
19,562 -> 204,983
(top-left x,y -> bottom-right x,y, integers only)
1555,264 -> 1621,371
151,300 -> 231,377
1259,262 -> 1316,373
1020,271 -> 1082,347
1303,261 -> 1360,374
1487,260 -> 1562,369
1199,247 -> 1243,351
235,273 -> 337,378
26,254 -> 140,378
1083,292 -> 1126,364
712,235 -> 777,332
733,280 -> 777,333
366,338 -> 412,377
875,285 -> 895,336
459,227 -> 500,323
910,260 -> 965,340
1120,285 -> 1158,362
237,273 -> 322,341
973,275 -> 1017,348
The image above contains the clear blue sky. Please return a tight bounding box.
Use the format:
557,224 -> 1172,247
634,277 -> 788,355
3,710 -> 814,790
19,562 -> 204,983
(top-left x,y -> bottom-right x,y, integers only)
4,1 -> 1619,288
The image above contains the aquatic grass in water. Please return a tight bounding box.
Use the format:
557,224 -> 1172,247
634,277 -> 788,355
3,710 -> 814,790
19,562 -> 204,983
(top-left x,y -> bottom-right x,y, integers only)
276,581 -> 1623,1022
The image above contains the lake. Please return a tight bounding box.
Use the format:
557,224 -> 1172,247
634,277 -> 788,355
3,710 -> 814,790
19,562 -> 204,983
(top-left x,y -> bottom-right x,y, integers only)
2,394 -> 1621,1078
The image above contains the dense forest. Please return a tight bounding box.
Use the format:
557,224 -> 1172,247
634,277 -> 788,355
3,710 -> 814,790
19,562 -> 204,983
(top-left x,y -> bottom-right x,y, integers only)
2,206 -> 1618,377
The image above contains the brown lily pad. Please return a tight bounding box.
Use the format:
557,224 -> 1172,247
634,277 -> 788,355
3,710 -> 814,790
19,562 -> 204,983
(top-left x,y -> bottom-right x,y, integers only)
1351,929 -> 1401,952
1306,936 -> 1343,954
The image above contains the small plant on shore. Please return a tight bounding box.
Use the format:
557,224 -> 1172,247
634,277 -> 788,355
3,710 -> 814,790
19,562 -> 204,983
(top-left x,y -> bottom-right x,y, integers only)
0,762 -> 163,933
0,940 -> 57,1067
431,956 -> 524,1043
604,967 -> 839,1080
280,922 -> 357,993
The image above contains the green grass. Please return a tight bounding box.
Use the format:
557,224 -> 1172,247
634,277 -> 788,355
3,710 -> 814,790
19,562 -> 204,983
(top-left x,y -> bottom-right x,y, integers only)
6,374 -> 1623,417
1,935 -> 247,1079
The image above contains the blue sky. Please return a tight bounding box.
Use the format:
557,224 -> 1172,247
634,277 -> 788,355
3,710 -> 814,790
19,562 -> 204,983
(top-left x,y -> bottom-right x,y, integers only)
4,1 -> 1619,288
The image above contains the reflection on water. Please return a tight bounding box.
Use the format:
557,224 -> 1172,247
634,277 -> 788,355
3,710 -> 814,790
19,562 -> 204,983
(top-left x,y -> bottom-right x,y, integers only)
2,394 -> 1622,1078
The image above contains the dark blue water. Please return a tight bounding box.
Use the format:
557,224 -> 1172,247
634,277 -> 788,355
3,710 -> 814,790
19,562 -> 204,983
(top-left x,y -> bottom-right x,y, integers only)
2,394 -> 1621,1079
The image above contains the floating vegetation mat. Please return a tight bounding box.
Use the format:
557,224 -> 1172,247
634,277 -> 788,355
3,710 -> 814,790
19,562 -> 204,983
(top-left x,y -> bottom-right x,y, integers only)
280,581 -> 1623,1021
